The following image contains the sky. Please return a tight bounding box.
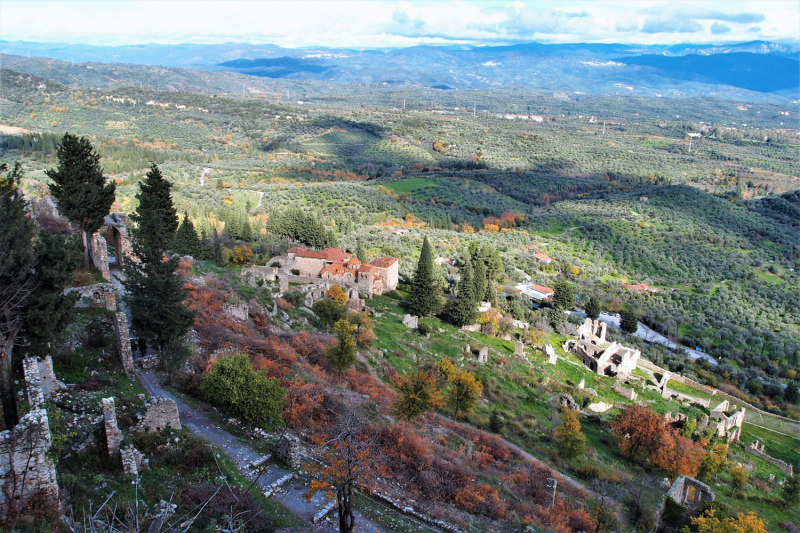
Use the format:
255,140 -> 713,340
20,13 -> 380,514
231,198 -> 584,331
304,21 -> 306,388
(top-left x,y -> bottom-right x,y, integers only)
1,0 -> 798,49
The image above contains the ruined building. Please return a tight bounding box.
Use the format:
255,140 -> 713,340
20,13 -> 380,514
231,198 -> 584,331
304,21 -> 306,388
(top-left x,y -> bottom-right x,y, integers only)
563,318 -> 640,376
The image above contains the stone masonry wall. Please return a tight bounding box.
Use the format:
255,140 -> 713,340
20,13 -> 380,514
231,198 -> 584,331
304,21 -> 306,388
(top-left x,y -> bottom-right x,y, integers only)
0,410 -> 59,513
136,397 -> 181,433
102,398 -> 123,456
114,312 -> 136,379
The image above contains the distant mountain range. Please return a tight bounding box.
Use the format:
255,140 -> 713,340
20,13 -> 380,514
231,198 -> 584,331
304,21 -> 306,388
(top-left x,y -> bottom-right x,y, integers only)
1,39 -> 797,101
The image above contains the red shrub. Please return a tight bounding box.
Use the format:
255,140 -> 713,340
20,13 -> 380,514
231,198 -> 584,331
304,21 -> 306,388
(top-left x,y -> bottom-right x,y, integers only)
454,483 -> 507,520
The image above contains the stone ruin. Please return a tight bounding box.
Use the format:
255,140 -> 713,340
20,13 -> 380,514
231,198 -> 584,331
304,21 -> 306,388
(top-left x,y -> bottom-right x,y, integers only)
274,434 -> 305,469
223,302 -> 249,321
613,381 -> 638,401
706,401 -> 745,442
664,476 -> 714,509
135,397 -> 181,433
747,440 -> 793,475
65,283 -> 117,311
102,398 -> 123,456
0,357 -> 60,513
545,344 -> 558,364
121,444 -> 148,476
88,230 -> 111,281
114,312 -> 136,379
564,318 -> 640,377
514,341 -> 525,356
478,346 -> 489,363
550,393 -> 580,411
402,314 -> 419,329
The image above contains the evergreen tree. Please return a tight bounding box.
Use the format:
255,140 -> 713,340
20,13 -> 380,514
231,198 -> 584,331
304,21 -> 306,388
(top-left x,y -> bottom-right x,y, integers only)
23,230 -> 81,356
211,228 -> 224,266
123,169 -> 194,357
784,382 -> 798,405
172,213 -> 203,257
240,214 -> 253,242
585,296 -> 601,320
552,280 -> 574,311
326,319 -> 357,382
620,309 -> 639,335
131,163 -> 178,252
473,256 -> 487,303
410,237 -> 440,316
0,163 -> 35,427
489,410 -> 504,433
451,257 -> 478,327
46,133 -> 116,270
356,239 -> 367,263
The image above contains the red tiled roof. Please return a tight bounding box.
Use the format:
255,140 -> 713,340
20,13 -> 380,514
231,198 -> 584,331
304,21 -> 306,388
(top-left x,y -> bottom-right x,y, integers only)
529,284 -> 554,294
369,256 -> 398,268
345,257 -> 361,265
624,283 -> 651,292
320,248 -> 351,262
295,248 -> 351,261
358,264 -> 373,273
534,252 -> 552,262
287,247 -> 306,253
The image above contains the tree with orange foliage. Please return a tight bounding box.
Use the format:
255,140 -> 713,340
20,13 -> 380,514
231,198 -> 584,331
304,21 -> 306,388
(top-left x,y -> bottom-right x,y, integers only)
305,419 -> 386,533
325,285 -> 348,304
609,403 -> 667,461
650,430 -> 703,478
283,377 -> 333,431
691,510 -> 767,533
392,367 -> 444,421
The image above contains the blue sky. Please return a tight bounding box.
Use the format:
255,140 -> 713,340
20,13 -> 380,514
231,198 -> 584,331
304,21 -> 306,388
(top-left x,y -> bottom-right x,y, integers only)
1,0 -> 798,48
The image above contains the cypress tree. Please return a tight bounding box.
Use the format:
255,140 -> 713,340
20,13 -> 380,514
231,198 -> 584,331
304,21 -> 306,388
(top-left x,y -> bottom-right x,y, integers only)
473,256 -> 487,303
585,296 -> 601,320
46,133 -> 116,270
172,213 -> 203,257
552,280 -> 574,311
451,257 -> 478,327
620,309 -> 638,335
410,237 -> 440,316
356,239 -> 367,263
123,169 -> 194,357
130,163 -> 178,253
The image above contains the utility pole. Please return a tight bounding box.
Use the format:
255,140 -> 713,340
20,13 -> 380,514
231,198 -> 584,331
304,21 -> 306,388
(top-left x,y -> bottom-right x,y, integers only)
545,478 -> 557,508
602,120 -> 606,135
403,99 -> 406,110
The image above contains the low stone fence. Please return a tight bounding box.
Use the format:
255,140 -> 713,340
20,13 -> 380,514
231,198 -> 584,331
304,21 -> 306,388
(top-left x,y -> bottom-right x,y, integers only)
65,283 -> 116,311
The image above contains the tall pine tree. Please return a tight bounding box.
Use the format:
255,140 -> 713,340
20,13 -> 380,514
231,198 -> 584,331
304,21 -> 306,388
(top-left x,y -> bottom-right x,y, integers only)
451,256 -> 478,327
47,133 -> 116,270
356,239 -> 367,263
131,163 -> 178,252
123,169 -> 194,357
172,213 -> 203,257
585,296 -> 600,320
410,236 -> 440,316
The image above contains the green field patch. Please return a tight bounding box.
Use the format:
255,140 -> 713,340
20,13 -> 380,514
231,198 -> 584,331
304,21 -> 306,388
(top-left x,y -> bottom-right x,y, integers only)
384,177 -> 436,193
666,379 -> 713,400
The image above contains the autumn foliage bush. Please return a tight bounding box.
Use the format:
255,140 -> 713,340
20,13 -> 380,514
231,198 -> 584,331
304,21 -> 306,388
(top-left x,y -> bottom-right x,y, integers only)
610,403 -> 704,478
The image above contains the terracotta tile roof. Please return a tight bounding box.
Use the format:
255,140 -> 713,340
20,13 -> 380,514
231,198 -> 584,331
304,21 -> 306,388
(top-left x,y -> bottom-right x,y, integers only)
295,247 -> 351,261
345,257 -> 361,265
358,264 -> 373,273
624,283 -> 651,292
529,284 -> 554,294
534,252 -> 552,262
369,256 -> 398,268
287,247 -> 306,253
320,248 -> 351,262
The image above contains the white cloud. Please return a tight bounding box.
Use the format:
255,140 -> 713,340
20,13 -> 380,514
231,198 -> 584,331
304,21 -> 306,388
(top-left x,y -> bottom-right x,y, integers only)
0,0 -> 797,47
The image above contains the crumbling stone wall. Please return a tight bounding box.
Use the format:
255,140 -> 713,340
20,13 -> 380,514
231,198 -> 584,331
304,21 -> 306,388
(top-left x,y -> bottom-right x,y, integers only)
613,381 -> 638,400
22,357 -> 45,409
121,444 -> 147,476
102,398 -> 123,456
114,312 -> 136,379
89,231 -> 111,281
136,397 -> 181,433
0,409 -> 59,513
65,283 -> 116,311
747,440 -> 793,475
274,434 -> 304,469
